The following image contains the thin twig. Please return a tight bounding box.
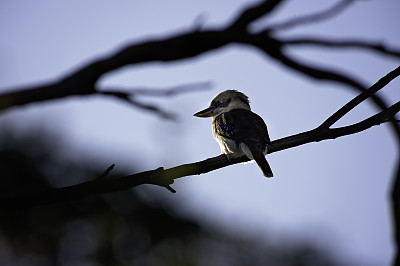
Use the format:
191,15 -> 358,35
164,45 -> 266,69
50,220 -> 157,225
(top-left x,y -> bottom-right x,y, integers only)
228,0 -> 284,29
320,65 -> 400,128
284,37 -> 400,59
102,81 -> 212,97
96,164 -> 115,181
99,91 -> 177,120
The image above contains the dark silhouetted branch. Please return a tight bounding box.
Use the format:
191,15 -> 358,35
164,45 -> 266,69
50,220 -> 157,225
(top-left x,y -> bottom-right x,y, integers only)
0,0 -> 285,114
0,0 -> 285,115
284,37 -> 400,59
2,103 -> 397,210
0,0 -> 398,125
99,90 -> 178,119
270,100 -> 400,153
320,65 -> 400,128
97,164 -> 115,181
108,81 -> 213,97
392,159 -> 400,266
2,68 -> 399,210
229,0 -> 284,29
241,33 -> 400,138
98,81 -> 212,119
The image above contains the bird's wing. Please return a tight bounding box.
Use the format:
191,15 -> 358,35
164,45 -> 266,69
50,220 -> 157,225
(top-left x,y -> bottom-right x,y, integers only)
215,109 -> 270,144
215,109 -> 273,177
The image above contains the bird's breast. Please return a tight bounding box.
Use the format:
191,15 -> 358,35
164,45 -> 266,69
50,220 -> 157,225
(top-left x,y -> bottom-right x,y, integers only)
212,123 -> 244,158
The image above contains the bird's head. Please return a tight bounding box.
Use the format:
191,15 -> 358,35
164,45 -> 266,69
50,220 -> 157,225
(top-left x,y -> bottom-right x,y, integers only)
194,90 -> 250,118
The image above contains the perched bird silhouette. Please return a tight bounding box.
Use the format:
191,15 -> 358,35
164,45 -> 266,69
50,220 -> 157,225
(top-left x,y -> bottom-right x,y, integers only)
194,90 -> 273,177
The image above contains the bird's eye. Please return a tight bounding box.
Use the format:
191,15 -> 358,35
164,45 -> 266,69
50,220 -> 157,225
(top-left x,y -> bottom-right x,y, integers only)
215,101 -> 222,106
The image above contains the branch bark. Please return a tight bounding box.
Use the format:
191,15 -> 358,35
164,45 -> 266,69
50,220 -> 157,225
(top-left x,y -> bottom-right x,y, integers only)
284,37 -> 400,59
2,66 -> 399,210
1,104 -> 396,210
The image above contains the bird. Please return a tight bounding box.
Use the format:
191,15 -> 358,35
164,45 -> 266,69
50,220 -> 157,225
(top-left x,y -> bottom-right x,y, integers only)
194,90 -> 273,177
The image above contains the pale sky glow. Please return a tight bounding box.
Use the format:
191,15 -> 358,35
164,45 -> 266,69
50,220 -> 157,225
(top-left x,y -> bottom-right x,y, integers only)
1,1 -> 400,265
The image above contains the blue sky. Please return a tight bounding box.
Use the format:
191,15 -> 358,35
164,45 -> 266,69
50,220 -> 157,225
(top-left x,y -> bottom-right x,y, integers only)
1,0 -> 399,265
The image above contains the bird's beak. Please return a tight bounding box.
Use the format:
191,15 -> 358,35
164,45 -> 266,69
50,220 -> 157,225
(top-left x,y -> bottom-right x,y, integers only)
193,107 -> 214,118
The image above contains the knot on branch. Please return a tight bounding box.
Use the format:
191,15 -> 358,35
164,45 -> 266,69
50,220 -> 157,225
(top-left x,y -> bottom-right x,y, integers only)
147,167 -> 176,193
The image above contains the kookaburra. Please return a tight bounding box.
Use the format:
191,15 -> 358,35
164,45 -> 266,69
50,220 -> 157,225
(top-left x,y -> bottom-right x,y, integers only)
194,90 -> 273,177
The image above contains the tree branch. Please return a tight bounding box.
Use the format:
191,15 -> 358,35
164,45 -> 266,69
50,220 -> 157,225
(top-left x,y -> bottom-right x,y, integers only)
99,90 -> 178,120
284,37 -> 400,59
240,33 -> 400,136
2,107 -> 396,210
228,0 -> 284,29
392,159 -> 400,266
0,30 -> 231,113
269,101 -> 400,154
104,81 -> 212,97
97,81 -> 212,119
3,82 -> 399,210
320,65 -> 400,128
0,0 -> 398,125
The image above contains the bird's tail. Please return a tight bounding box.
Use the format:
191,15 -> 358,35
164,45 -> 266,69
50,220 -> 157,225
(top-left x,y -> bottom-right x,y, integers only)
253,153 -> 273,178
